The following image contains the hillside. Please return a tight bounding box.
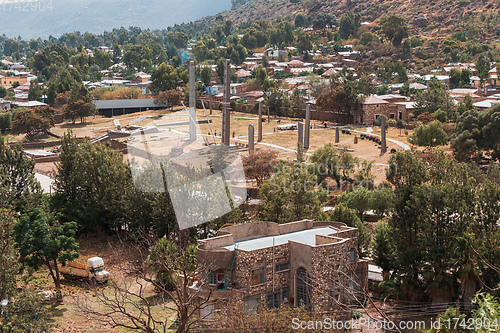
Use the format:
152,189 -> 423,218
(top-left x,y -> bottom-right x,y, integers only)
0,0 -> 232,39
204,0 -> 500,41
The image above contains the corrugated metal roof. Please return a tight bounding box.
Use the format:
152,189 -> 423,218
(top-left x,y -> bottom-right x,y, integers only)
93,99 -> 165,109
221,227 -> 338,251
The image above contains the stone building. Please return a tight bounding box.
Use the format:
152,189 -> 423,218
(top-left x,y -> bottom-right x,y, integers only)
361,95 -> 409,125
192,220 -> 368,321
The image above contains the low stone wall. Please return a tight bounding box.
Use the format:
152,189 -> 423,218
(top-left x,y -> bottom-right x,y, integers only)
33,155 -> 59,163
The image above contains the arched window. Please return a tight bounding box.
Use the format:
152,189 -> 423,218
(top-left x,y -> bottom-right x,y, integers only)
296,267 -> 310,309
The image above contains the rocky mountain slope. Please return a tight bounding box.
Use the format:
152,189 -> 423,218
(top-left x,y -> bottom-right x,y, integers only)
209,0 -> 500,41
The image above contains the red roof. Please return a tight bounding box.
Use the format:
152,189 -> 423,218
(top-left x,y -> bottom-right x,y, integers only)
363,96 -> 389,105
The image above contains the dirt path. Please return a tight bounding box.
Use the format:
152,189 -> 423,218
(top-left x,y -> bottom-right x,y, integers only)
352,128 -> 411,151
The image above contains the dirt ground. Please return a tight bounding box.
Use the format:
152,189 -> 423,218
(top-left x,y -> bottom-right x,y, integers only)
16,109 -> 424,332
31,234 -> 178,333
27,108 -> 410,185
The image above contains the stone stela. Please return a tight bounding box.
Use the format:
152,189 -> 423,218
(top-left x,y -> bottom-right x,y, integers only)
381,117 -> 387,154
258,102 -> 262,142
248,124 -> 255,153
304,104 -> 310,149
298,122 -> 304,148
188,61 -> 196,141
222,59 -> 231,145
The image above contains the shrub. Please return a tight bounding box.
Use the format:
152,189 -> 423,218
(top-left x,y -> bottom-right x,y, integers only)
0,112 -> 11,134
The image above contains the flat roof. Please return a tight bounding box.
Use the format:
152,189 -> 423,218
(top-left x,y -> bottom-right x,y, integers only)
93,99 -> 165,109
221,227 -> 338,251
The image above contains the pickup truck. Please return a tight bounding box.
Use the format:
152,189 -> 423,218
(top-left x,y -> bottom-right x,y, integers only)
58,257 -> 110,283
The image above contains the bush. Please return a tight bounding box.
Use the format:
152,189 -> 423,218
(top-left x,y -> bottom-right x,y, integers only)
0,112 -> 11,134
241,105 -> 248,112
434,109 -> 447,123
410,37 -> 423,47
230,101 -> 236,110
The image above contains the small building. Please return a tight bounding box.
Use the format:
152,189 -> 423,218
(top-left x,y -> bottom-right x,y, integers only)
133,72 -> 151,83
12,101 -> 47,108
93,99 -> 166,117
361,95 -> 408,125
192,220 -> 368,321
0,76 -> 28,87
0,99 -> 11,112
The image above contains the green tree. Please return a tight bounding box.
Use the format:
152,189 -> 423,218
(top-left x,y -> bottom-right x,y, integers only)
0,209 -> 18,300
11,106 -> 54,140
472,292 -> 500,330
396,119 -> 406,135
252,66 -> 268,85
13,208 -> 79,298
296,32 -> 312,54
52,132 -> 132,232
28,80 -> 44,102
265,85 -> 291,117
475,55 -> 490,86
450,106 -> 482,161
308,143 -> 341,187
434,109 -> 448,123
330,202 -> 371,258
338,11 -> 361,40
150,62 -> 188,95
338,186 -> 371,219
316,84 -> 363,123
380,15 -> 409,46
294,13 -> 308,28
153,90 -> 181,110
62,99 -> 95,123
200,66 -> 212,87
372,219 -> 393,279
0,290 -> 52,332
259,163 -> 327,223
0,112 -> 11,135
289,89 -> 306,118
359,31 -> 378,45
413,77 -> 455,117
312,12 -> 336,32
370,185 -> 394,217
0,139 -> 42,211
408,121 -> 448,147
0,86 -> 7,98
384,151 -> 498,303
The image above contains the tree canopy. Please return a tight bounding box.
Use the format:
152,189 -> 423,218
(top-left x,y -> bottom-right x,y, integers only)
14,208 -> 79,295
408,121 -> 448,147
11,106 -> 55,140
380,15 -> 409,47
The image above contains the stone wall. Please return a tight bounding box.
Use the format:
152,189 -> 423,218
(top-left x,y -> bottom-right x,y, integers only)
195,220 -> 367,320
363,103 -> 409,125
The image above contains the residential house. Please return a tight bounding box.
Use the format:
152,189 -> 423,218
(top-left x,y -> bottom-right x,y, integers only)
133,72 -> 151,83
0,99 -> 11,112
361,95 -> 409,125
488,67 -> 498,86
473,99 -> 500,110
192,220 -> 368,321
470,76 -> 481,88
0,76 -> 28,87
448,88 -> 481,101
